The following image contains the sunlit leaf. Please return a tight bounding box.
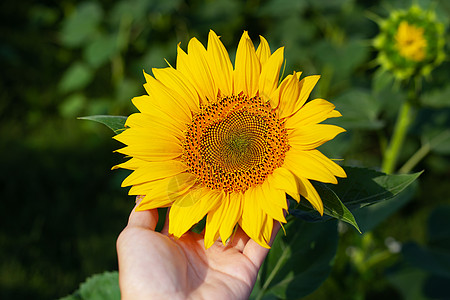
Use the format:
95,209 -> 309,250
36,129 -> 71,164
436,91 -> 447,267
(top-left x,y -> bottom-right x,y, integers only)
291,183 -> 361,232
334,167 -> 422,209
290,167 -> 421,232
79,115 -> 127,134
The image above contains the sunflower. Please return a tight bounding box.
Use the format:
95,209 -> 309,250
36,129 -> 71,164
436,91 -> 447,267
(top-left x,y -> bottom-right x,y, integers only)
114,30 -> 346,249
395,21 -> 427,62
373,5 -> 445,81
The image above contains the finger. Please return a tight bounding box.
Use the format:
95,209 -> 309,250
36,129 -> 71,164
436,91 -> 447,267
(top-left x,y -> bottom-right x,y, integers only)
160,207 -> 170,235
243,220 -> 282,268
229,226 -> 250,252
127,195 -> 159,230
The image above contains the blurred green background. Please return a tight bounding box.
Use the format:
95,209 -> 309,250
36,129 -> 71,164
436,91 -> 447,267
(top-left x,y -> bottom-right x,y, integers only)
1,0 -> 449,299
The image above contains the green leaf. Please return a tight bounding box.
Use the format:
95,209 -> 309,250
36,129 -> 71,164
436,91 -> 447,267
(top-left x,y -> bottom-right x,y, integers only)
59,271 -> 120,300
59,62 -> 93,93
60,2 -> 103,47
250,218 -> 338,299
84,34 -> 118,68
334,167 -> 422,210
79,115 -> 127,134
59,293 -> 82,300
79,271 -> 120,300
290,167 -> 421,232
292,183 -> 361,233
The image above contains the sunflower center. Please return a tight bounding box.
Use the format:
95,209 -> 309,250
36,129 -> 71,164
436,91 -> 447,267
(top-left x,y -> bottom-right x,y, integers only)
202,110 -> 267,173
182,94 -> 289,193
395,21 -> 427,62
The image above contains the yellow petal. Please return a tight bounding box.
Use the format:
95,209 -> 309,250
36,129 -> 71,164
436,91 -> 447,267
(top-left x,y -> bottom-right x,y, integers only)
114,127 -> 183,162
255,35 -> 271,65
143,72 -> 191,123
121,161 -> 187,187
284,149 -> 338,184
114,127 -> 181,146
261,214 -> 273,246
129,95 -> 153,114
240,188 -> 271,248
129,172 -> 196,197
295,175 -> 324,215
112,157 -> 145,171
131,96 -> 187,133
125,113 -> 184,140
258,181 -> 287,223
288,124 -> 346,150
295,75 -> 320,112
276,73 -> 301,118
135,173 -> 197,210
169,188 -> 222,238
176,43 -> 189,73
151,67 -> 200,113
234,31 -> 261,98
219,192 -> 243,244
177,39 -> 217,103
269,167 -> 300,202
306,150 -> 347,178
207,30 -> 234,96
258,47 -> 284,102
204,192 -> 226,248
285,98 -> 342,128
137,193 -> 176,211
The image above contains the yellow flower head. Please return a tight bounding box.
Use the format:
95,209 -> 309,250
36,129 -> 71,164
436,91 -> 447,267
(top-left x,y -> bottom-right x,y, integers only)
114,30 -> 346,248
395,21 -> 427,62
374,5 -> 445,81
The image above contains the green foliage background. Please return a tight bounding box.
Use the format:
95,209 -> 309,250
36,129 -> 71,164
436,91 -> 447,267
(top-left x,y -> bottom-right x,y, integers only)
1,0 -> 449,299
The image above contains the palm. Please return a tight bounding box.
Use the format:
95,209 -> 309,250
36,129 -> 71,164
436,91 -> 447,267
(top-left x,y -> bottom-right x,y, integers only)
117,208 -> 277,300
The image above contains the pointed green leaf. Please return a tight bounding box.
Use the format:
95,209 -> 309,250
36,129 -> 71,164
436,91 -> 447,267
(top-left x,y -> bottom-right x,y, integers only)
290,183 -> 360,232
335,167 -> 422,209
289,167 -> 421,231
316,183 -> 360,232
79,115 -> 127,134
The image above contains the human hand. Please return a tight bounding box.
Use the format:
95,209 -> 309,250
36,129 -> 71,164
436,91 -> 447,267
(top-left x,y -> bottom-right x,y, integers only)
116,197 -> 281,300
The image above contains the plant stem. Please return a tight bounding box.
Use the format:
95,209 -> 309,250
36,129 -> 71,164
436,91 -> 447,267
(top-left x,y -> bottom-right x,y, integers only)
398,142 -> 430,174
399,129 -> 450,174
381,100 -> 414,174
